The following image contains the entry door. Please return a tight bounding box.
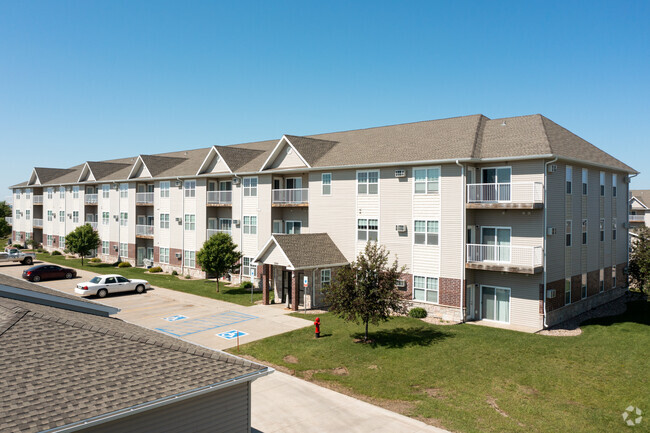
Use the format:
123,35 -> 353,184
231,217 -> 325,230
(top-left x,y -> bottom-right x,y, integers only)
282,270 -> 292,305
146,247 -> 154,260
137,215 -> 147,226
138,184 -> 146,193
481,286 -> 510,323
481,227 -> 511,262
86,186 -> 94,194
136,247 -> 146,266
219,181 -> 232,191
208,181 -> 216,192
208,218 -> 218,230
147,184 -> 154,193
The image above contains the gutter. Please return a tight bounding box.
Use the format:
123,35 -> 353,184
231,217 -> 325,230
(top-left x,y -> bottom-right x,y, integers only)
627,173 -> 638,285
543,156 -> 558,329
455,160 -> 466,322
43,368 -> 274,433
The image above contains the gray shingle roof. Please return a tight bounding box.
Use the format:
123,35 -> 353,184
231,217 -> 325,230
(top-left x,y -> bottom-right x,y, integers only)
87,161 -> 133,181
215,144 -> 268,172
283,135 -> 338,166
0,281 -> 269,433
630,190 -> 650,207
273,233 -> 348,269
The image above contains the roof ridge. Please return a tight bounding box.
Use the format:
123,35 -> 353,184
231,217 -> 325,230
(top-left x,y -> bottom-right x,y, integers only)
0,303 -> 28,337
537,114 -> 555,154
471,115 -> 488,158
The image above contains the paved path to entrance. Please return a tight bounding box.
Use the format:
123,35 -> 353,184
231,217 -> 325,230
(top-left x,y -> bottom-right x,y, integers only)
0,261 -> 449,433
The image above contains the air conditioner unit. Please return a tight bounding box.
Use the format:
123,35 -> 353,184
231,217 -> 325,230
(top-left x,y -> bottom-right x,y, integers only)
113,245 -> 118,251
68,213 -> 72,218
547,227 -> 557,235
546,289 -> 556,298
547,164 -> 558,173
175,217 -> 182,224
175,180 -> 182,187
175,252 -> 182,258
394,169 -> 406,178
395,279 -> 407,288
232,219 -> 241,225
232,177 -> 241,185
395,224 -> 407,233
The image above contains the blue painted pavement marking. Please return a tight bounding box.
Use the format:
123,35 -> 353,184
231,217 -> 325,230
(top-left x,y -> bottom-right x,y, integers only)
163,314 -> 188,322
216,330 -> 248,340
155,311 -> 258,337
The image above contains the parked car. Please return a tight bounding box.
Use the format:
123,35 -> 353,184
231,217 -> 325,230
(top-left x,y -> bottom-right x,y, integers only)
22,264 -> 77,282
0,248 -> 35,265
75,274 -> 150,298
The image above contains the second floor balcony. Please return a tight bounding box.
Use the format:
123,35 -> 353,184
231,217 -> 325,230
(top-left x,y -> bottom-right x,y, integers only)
5,217 -> 12,225
84,194 -> 98,205
136,192 -> 154,205
466,244 -> 543,274
207,228 -> 232,238
630,214 -> 645,223
136,224 -> 155,238
33,218 -> 43,228
467,182 -> 543,209
33,195 -> 43,204
272,188 -> 309,206
207,191 -> 232,206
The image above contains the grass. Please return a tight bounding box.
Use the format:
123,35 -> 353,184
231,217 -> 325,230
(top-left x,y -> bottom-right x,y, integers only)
35,253 -> 268,306
231,300 -> 650,433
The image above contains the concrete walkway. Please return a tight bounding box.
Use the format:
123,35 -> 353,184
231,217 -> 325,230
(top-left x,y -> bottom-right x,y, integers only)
0,261 -> 450,433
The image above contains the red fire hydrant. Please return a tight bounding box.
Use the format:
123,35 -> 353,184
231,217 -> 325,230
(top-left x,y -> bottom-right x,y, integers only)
314,317 -> 321,339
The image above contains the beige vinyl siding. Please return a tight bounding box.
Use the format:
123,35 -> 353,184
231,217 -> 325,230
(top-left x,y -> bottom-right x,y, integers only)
546,161 -> 567,283
183,180 -> 198,253
439,164 -> 462,279
81,383 -> 250,433
571,165 -> 582,276
379,167 -> 412,268
258,241 -> 289,266
205,151 -> 232,173
257,174 -> 273,245
586,169 -> 600,270
269,142 -> 308,169
616,173 -> 628,265
195,178 -> 207,247
473,211 -> 543,248
412,167 -> 441,276
241,176 -> 259,257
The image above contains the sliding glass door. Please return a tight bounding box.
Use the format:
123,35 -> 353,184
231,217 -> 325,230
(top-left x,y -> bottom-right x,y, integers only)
482,167 -> 512,201
481,227 -> 511,262
481,286 -> 510,323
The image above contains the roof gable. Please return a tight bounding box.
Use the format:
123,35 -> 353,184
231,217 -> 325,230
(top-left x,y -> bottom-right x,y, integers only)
254,233 -> 348,270
196,146 -> 232,175
128,155 -> 152,179
77,163 -> 96,182
630,196 -> 648,209
29,167 -> 76,185
261,136 -> 312,171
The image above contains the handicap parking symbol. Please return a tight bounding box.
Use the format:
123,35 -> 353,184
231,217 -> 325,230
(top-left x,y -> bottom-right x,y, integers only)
163,314 -> 188,322
216,329 -> 248,340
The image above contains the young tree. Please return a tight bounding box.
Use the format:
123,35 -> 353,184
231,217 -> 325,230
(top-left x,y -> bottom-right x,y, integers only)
65,223 -> 101,266
0,201 -> 11,238
196,232 -> 243,293
324,242 -> 408,342
630,227 -> 650,294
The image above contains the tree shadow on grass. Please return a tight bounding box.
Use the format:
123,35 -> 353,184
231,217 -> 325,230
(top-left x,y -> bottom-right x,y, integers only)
352,326 -> 452,349
582,299 -> 650,328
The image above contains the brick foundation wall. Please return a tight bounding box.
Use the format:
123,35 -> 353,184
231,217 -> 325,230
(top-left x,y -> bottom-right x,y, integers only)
546,279 -> 565,312
616,263 -> 626,288
127,243 -> 136,260
604,266 -> 612,291
153,246 -> 159,262
399,273 -> 413,299
587,269 -> 600,297
439,277 -> 461,307
571,274 -> 581,304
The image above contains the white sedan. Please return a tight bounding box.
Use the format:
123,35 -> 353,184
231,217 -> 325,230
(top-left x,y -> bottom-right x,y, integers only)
75,274 -> 151,298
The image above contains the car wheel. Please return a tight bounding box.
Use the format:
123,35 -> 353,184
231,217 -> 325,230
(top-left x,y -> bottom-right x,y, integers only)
65,272 -> 73,279
33,275 -> 41,282
22,257 -> 33,265
97,289 -> 108,298
135,284 -> 145,294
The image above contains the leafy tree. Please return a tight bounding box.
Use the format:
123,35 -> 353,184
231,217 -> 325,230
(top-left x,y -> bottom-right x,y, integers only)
0,201 -> 11,238
65,223 -> 101,266
196,232 -> 243,293
629,226 -> 650,294
324,242 -> 408,342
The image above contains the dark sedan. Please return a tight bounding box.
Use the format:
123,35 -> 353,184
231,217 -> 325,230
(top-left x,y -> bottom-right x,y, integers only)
22,264 -> 77,282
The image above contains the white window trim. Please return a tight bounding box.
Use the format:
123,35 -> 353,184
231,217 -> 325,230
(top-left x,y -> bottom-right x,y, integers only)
159,247 -> 170,264
413,166 -> 441,195
565,220 -> 572,247
356,170 -> 379,196
581,219 -> 588,245
582,168 -> 588,195
160,181 -> 170,198
285,220 -> 302,235
479,285 -> 511,324
357,218 -> 379,243
564,278 -> 571,305
243,176 -> 258,197
184,180 -> 196,198
322,173 -> 332,196
566,165 -> 572,195
272,219 -> 283,234
243,215 -> 257,235
184,214 -> 196,231
413,275 -> 439,304
413,219 -> 439,246
321,269 -> 331,287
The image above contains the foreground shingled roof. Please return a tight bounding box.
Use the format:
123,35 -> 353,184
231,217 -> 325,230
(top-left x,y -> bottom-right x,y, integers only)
273,233 -> 349,269
0,281 -> 269,433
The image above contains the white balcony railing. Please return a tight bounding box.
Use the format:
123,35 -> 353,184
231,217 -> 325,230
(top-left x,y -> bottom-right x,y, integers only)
136,224 -> 155,236
86,221 -> 98,230
629,214 -> 645,222
207,191 -> 232,205
467,244 -> 543,268
467,182 -> 543,204
207,229 -> 232,238
84,194 -> 98,204
33,195 -> 43,204
136,192 -> 154,204
33,218 -> 43,227
272,188 -> 309,205
5,217 -> 12,225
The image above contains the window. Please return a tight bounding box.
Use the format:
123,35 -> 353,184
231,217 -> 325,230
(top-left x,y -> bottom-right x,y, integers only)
184,180 -> 196,198
414,168 -> 440,194
582,219 -> 587,245
160,181 -> 170,198
565,220 -> 572,247
25,210 -> 30,220
120,212 -> 128,226
25,233 -> 31,242
119,243 -> 128,257
414,220 -> 439,245
413,276 -> 439,303
160,247 -> 169,264
566,166 -> 572,194
47,210 -> 53,222
25,189 -> 31,199
160,213 -> 169,229
102,241 -> 109,255
612,174 -> 617,197
599,269 -> 604,293
15,209 -> 19,220
47,235 -> 53,247
184,250 -> 195,267
600,219 -> 605,242
242,257 -> 254,277
272,220 -> 283,234
321,269 -> 331,287
184,214 -> 196,231
118,183 -> 127,198
243,177 -> 258,197
73,211 -> 79,223
102,184 -> 109,198
59,236 -> 65,249
582,169 -> 588,195
357,219 -> 378,241
59,187 -> 65,198
565,278 -> 571,305
581,274 -> 587,299
612,219 -> 617,240
612,265 -> 617,288
243,216 -> 257,234
357,171 -> 378,194
285,221 -> 301,234
600,172 -> 605,196
59,211 -> 65,222
47,188 -> 53,199
102,212 -> 109,225
73,186 -> 79,198
322,173 -> 332,195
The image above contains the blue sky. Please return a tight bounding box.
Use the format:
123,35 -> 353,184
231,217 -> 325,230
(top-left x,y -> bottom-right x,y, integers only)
1,0 -> 649,201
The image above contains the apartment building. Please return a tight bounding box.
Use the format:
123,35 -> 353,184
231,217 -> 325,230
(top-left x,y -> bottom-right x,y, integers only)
629,190 -> 650,227
9,114 -> 636,331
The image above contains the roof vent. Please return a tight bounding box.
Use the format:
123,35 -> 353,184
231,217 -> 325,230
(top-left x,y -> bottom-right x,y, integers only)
501,121 -> 507,126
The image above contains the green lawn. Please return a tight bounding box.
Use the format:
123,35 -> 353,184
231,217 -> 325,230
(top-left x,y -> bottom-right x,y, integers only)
35,253 -> 266,306
232,300 -> 650,433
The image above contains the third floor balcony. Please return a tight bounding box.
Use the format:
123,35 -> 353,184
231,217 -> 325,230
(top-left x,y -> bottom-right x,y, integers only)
84,194 -> 98,205
629,214 -> 645,223
467,182 -> 543,209
136,192 -> 154,205
207,191 -> 232,206
272,188 -> 309,207
33,195 -> 43,204
136,224 -> 155,238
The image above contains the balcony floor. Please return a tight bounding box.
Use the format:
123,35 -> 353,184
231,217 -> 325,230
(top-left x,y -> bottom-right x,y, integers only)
466,262 -> 542,274
271,203 -> 309,208
207,203 -> 232,207
466,202 -> 543,210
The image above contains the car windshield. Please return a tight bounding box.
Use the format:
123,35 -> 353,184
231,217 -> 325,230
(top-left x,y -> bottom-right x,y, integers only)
90,277 -> 102,284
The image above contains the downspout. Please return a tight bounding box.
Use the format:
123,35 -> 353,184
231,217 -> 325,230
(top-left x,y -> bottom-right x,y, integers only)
114,182 -> 120,261
627,173 -> 638,286
178,178 -> 184,275
235,174 -> 243,282
455,160 -> 466,322
543,156 -> 558,329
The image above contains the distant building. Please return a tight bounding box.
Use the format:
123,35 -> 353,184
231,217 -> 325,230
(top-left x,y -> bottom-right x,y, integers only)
629,190 -> 650,227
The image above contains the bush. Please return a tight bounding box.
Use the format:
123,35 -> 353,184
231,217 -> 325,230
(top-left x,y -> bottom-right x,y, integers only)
240,280 -> 253,289
12,244 -> 22,248
409,307 -> 428,319
171,270 -> 178,276
184,274 -> 191,279
148,266 -> 162,273
51,250 -> 63,256
117,261 -> 132,268
89,258 -> 102,263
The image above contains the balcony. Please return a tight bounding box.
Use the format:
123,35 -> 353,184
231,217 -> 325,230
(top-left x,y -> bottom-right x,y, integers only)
86,221 -> 98,230
84,194 -> 98,205
33,195 -> 43,204
630,214 -> 645,223
136,224 -> 155,238
5,217 -> 12,225
33,218 -> 43,228
466,244 -> 543,274
207,191 -> 232,206
207,229 -> 232,238
466,182 -> 543,209
272,188 -> 309,206
136,192 -> 154,205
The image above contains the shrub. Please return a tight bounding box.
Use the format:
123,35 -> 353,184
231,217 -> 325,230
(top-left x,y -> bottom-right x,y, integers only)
148,266 -> 162,273
240,280 -> 253,289
409,307 -> 428,319
12,244 -> 22,248
171,270 -> 178,276
51,250 -> 63,256
89,258 -> 102,263
184,274 -> 191,279
117,261 -> 132,268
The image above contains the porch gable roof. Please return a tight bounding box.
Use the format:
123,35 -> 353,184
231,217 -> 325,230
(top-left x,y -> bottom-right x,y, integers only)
253,233 -> 348,270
